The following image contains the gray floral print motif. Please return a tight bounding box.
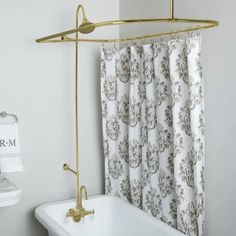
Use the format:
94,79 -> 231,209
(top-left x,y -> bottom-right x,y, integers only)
101,36 -> 205,236
152,43 -> 162,58
146,98 -> 157,129
120,177 -> 131,202
129,139 -> 142,168
179,154 -> 194,187
155,80 -> 170,106
138,79 -> 146,103
158,169 -> 174,198
143,54 -> 154,84
173,132 -> 184,157
171,80 -> 182,107
169,198 -> 177,219
140,121 -> 148,146
190,134 -> 204,163
157,123 -> 172,152
103,48 -> 115,61
118,95 -> 129,124
147,142 -> 159,174
176,48 -> 189,84
145,187 -> 161,217
130,52 -> 141,83
116,52 -> 130,83
101,100 -> 107,118
118,135 -> 129,164
101,58 -> 106,78
181,202 -> 198,235
142,168 -> 150,188
129,97 -> 141,127
165,105 -> 173,127
103,75 -> 117,101
176,184 -> 184,205
200,167 -> 205,191
195,190 -> 204,218
161,56 -> 170,79
168,40 -> 178,55
178,102 -> 191,136
196,52 -> 203,78
106,116 -> 120,140
186,38 -> 197,55
103,139 -> 109,158
118,95 -> 142,127
108,154 -> 123,179
199,110 -> 205,136
167,153 -> 174,174
105,176 -> 112,194
130,180 -> 142,208
135,44 -> 144,58
189,81 -> 203,110
161,215 -> 174,228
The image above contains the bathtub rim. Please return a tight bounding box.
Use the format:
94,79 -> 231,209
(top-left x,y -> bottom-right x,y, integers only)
35,194 -> 185,236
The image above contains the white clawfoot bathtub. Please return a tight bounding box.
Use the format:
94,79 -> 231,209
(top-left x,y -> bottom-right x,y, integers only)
35,195 -> 185,236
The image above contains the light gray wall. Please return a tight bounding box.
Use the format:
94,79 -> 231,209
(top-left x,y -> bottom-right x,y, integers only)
120,0 -> 236,236
0,1 -> 119,236
1,0 -> 235,236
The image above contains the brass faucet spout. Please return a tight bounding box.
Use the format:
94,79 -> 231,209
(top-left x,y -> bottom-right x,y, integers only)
79,185 -> 88,209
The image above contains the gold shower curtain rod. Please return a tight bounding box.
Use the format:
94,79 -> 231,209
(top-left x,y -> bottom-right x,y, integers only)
36,0 -> 219,44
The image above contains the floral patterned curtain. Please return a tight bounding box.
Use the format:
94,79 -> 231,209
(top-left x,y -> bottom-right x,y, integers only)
101,36 -> 205,236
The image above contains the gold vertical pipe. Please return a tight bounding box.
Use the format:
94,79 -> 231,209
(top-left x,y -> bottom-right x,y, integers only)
75,5 -> 80,209
170,0 -> 174,18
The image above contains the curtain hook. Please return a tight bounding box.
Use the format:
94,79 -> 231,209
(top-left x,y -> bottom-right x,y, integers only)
101,43 -> 105,50
197,29 -> 201,37
113,43 -> 118,52
187,30 -> 191,38
160,36 -> 164,44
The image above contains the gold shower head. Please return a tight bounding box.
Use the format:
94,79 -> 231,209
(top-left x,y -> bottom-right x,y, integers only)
76,5 -> 95,34
79,21 -> 95,34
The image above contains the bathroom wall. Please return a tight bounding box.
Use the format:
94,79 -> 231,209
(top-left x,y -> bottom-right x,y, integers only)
120,0 -> 236,235
0,1 -> 119,235
1,0 -> 235,236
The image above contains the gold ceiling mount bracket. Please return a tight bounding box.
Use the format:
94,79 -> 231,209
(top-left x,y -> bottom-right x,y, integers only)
170,0 -> 175,19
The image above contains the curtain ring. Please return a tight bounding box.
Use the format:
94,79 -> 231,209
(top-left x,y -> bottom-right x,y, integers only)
187,30 -> 191,38
160,36 -> 164,44
101,43 -> 105,51
113,43 -> 118,52
197,29 -> 201,37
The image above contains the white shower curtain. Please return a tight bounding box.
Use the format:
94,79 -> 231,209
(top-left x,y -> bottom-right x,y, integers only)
101,36 -> 205,236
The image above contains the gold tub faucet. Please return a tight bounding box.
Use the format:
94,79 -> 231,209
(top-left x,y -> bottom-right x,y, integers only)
63,164 -> 94,222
